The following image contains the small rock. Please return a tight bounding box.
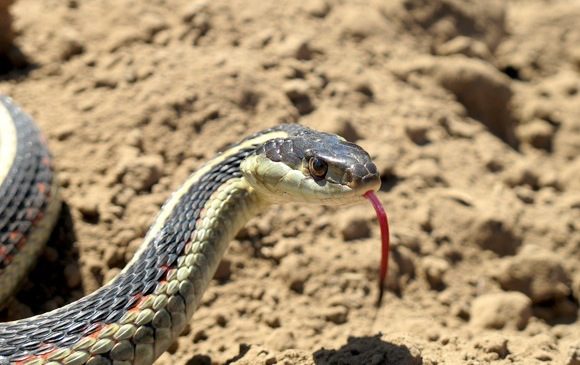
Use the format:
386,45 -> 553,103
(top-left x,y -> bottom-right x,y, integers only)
470,291 -> 532,330
126,129 -> 143,149
181,0 -> 208,23
518,119 -> 555,150
471,215 -> 521,256
497,248 -> 572,303
283,80 -> 315,115
76,193 -> 100,223
421,256 -> 449,290
567,343 -> 580,365
56,28 -> 84,61
303,0 -> 330,18
276,35 -> 313,60
437,36 -> 493,61
322,305 -> 349,324
266,329 -> 296,351
336,6 -> 387,41
53,123 -> 75,141
473,335 -> 510,359
405,120 -> 432,145
502,160 -> 540,189
119,154 -> 164,192
278,255 -> 311,294
406,159 -> 444,187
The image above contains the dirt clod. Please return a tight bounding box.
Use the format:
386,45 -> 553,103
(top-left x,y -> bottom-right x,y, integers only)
497,248 -> 572,303
470,292 -> 532,330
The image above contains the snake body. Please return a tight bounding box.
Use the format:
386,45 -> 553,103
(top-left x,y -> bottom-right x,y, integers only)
0,96 -> 380,364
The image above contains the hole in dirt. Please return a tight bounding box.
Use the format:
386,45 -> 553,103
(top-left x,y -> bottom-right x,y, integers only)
0,203 -> 81,320
380,174 -> 401,192
501,65 -> 522,80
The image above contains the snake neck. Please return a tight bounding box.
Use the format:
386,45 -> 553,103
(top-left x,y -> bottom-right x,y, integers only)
0,150 -> 271,363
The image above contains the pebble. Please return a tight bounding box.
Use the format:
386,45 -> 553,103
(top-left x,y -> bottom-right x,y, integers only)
405,120 -> 432,145
119,154 -> 164,192
470,291 -> 532,330
76,193 -> 101,223
437,36 -> 493,61
567,343 -> 580,365
303,0 -> 330,18
502,160 -> 541,189
276,35 -> 314,60
473,335 -> 510,359
336,6 -> 386,41
518,119 -> 555,150
181,0 -> 208,23
322,305 -> 349,324
277,255 -> 311,294
421,256 -> 449,290
471,215 -> 521,256
56,28 -> 85,61
497,248 -> 572,303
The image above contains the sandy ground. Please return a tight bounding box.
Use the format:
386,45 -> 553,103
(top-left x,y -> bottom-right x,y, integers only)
1,0 -> 579,364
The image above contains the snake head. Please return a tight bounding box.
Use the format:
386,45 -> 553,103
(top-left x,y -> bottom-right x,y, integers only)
241,124 -> 381,205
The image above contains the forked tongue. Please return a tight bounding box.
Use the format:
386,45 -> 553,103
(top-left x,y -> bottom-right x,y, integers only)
363,191 -> 390,307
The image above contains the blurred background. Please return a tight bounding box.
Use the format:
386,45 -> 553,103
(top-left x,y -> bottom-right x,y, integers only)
0,0 -> 579,364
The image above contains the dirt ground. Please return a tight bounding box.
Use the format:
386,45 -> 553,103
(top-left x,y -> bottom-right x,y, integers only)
1,0 -> 579,364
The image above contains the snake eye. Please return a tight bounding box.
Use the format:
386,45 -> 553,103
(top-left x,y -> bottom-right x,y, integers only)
308,157 -> 328,179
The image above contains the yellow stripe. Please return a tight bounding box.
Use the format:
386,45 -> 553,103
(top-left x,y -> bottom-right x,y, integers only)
125,130 -> 288,270
0,101 -> 18,185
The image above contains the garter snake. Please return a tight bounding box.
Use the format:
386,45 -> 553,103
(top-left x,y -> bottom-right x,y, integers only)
0,95 -> 381,365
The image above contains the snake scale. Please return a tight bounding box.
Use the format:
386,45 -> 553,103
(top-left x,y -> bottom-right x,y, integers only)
0,95 -> 383,365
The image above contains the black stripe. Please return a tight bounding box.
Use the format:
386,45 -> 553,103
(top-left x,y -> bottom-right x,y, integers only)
0,96 -> 53,272
0,139 -> 256,359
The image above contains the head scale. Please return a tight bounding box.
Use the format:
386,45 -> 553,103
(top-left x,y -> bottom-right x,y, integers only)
241,124 -> 381,205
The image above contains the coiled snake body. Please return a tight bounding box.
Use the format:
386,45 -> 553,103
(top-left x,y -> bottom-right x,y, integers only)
0,96 -> 381,364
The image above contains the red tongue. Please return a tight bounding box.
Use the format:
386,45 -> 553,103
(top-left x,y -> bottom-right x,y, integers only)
364,191 -> 390,307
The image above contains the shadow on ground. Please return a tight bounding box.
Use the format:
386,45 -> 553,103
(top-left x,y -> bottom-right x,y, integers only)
0,203 -> 82,320
313,335 -> 422,365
